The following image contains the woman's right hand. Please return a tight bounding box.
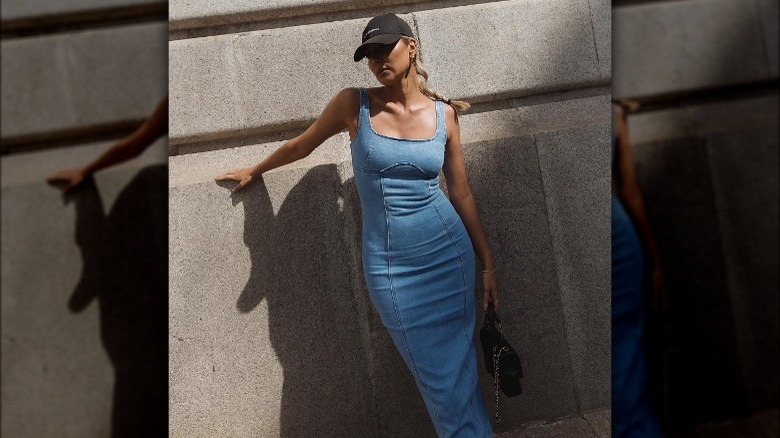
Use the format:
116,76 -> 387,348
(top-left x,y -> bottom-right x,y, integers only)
215,167 -> 256,193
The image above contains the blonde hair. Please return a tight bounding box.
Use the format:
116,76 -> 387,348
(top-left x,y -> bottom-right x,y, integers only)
615,98 -> 640,113
400,36 -> 471,113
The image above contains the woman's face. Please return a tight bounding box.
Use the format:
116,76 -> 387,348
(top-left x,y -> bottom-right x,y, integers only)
364,38 -> 415,84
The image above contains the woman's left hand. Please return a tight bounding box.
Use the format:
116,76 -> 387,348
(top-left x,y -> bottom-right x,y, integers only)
47,167 -> 88,193
482,272 -> 498,311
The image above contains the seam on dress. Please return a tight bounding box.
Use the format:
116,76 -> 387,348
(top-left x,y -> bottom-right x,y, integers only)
381,175 -> 444,437
380,162 -> 427,175
431,196 -> 484,434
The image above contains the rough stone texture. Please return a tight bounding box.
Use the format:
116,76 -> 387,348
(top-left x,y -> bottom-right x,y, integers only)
626,94 -> 779,145
1,22 -> 167,140
588,0 -> 611,81
1,0 -> 161,21
706,127 -> 779,411
466,136 -> 580,431
478,408 -> 611,437
627,94 -> 778,428
613,0 -> 775,99
495,416 -> 598,438
1,140 -> 167,437
413,0 -> 603,103
169,163 -> 378,438
169,0 -> 607,146
169,94 -> 610,183
753,0 -> 779,77
168,0 -> 427,31
168,18 -> 374,145
583,408 -> 612,438
536,124 -> 612,412
669,408 -> 779,438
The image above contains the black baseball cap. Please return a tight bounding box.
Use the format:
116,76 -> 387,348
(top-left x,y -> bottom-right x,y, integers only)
353,13 -> 414,62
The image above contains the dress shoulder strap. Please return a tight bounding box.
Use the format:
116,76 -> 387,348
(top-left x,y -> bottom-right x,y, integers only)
358,87 -> 369,113
435,99 -> 446,139
356,87 -> 371,135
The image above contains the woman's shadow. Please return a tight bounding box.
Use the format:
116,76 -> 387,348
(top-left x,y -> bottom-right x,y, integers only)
68,164 -> 168,437
224,163 -> 378,437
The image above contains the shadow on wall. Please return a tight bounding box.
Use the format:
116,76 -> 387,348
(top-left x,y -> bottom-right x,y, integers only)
632,129 -> 779,430
68,164 -> 168,438
217,120 -> 610,436
220,164 -> 381,438
614,0 -> 779,432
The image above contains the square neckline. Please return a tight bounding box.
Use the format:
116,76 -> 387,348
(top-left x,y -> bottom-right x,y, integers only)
363,88 -> 440,142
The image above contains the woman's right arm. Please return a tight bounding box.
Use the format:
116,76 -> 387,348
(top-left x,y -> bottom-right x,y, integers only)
216,88 -> 356,193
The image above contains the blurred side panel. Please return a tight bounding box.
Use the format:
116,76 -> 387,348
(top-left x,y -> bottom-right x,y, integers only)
614,0 -> 778,432
1,1 -> 168,437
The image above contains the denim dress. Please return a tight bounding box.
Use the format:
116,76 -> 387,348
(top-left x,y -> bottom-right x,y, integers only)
350,87 -> 493,437
611,112 -> 662,438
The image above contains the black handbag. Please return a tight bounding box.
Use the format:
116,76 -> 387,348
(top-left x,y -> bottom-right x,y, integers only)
479,301 -> 523,424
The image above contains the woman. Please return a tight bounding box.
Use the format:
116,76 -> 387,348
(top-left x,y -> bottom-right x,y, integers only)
612,100 -> 665,438
217,13 -> 497,437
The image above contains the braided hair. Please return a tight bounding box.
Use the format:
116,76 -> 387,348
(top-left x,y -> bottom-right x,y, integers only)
401,36 -> 471,113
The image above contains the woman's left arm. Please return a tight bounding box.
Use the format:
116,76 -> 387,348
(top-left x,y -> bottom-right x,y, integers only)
441,105 -> 498,311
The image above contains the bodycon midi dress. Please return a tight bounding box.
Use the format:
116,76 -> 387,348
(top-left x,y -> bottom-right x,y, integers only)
350,87 -> 494,437
611,117 -> 662,438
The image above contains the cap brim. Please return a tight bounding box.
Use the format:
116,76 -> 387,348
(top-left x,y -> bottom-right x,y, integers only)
353,34 -> 403,62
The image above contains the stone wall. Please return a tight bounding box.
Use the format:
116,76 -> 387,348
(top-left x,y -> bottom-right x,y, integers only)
168,0 -> 613,436
614,0 -> 778,430
1,1 -> 168,436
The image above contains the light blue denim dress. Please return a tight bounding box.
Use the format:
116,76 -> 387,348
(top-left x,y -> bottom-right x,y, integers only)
351,87 -> 493,437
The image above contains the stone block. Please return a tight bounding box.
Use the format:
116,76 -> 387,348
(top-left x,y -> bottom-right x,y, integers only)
1,140 -> 167,437
583,408 -> 612,438
1,22 -> 167,140
168,17 -> 375,145
588,0 -> 611,81
613,0 -> 772,99
169,132 -> 349,186
459,93 -> 611,144
169,1 -> 606,147
706,127 -> 779,410
536,124 -> 612,411
626,93 -> 778,144
1,0 -> 160,22
413,0 -> 602,103
632,136 -> 753,425
465,137 -> 581,427
496,416 -> 598,437
753,0 -> 779,78
169,0 -> 428,31
169,163 -> 377,437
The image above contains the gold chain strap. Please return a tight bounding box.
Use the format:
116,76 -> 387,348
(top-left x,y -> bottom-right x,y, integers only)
490,314 -> 508,425
492,344 -> 509,424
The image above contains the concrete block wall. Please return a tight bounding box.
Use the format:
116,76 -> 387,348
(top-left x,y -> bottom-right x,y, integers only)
614,0 -> 778,429
613,0 -> 777,99
169,0 -> 612,436
1,23 -> 167,141
1,1 -> 168,437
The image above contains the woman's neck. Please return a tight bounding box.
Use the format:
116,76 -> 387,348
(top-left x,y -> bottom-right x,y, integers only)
379,71 -> 425,109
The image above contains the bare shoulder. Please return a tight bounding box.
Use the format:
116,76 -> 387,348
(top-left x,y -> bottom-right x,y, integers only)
333,87 -> 360,108
333,87 -> 360,120
442,101 -> 460,143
